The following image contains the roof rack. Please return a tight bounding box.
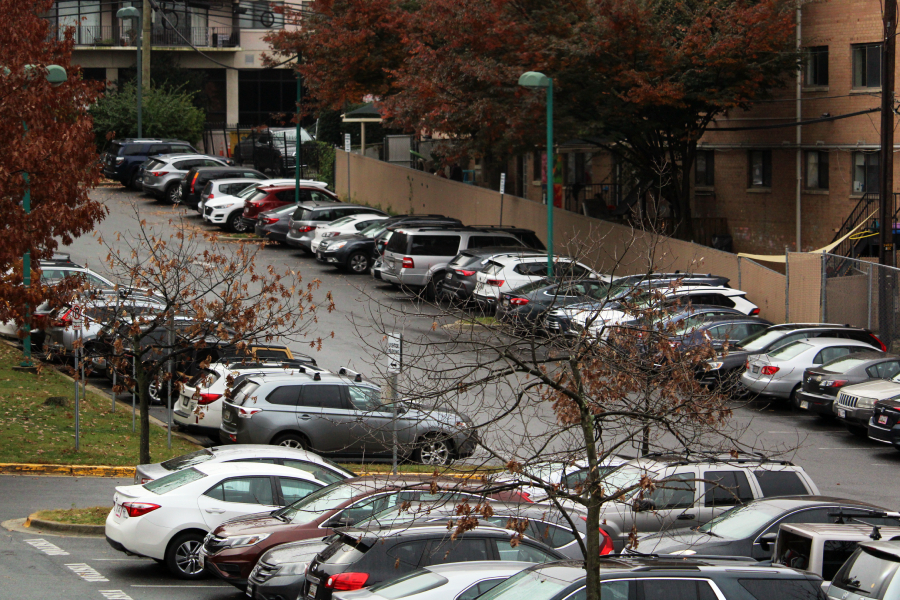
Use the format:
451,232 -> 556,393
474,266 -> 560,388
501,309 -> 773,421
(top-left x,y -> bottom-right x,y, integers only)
338,367 -> 364,382
640,451 -> 794,467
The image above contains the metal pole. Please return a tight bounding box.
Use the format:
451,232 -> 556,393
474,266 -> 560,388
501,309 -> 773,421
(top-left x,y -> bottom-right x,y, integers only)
136,15 -> 142,138
132,359 -> 136,433
546,79 -> 554,277
499,173 -> 506,226
347,148 -> 351,201
820,253 -> 827,323
295,54 -> 301,201
795,0 -> 802,252
21,164 -> 32,367
869,262 -> 874,330
112,368 -> 116,412
785,247 -> 791,322
879,0 -> 897,347
167,316 -> 173,449
74,328 -> 80,451
391,372 -> 398,476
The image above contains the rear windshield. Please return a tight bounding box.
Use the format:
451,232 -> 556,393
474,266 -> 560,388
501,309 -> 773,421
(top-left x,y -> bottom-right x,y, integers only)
822,355 -> 873,374
361,223 -> 388,238
477,569 -> 573,600
740,329 -> 789,351
409,234 -> 460,256
202,182 -> 213,195
145,159 -> 165,170
832,546 -> 900,598
232,380 -> 261,406
292,207 -> 314,221
109,142 -> 124,156
366,570 -> 449,599
161,449 -> 214,471
187,369 -> 221,388
143,467 -> 206,494
769,341 -> 812,360
483,261 -> 504,275
320,537 -> 366,565
245,189 -> 270,203
386,232 -> 409,254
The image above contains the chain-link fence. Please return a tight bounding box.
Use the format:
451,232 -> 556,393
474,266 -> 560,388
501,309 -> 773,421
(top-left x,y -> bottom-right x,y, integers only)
822,253 -> 900,351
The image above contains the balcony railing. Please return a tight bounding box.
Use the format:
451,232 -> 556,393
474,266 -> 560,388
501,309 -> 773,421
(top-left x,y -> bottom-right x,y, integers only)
58,25 -> 240,48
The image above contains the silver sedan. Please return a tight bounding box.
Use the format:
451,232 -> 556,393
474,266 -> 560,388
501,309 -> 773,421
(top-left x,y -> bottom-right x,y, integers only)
741,337 -> 880,402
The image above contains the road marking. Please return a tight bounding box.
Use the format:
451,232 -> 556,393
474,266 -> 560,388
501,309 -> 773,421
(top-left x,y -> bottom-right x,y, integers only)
99,591 -> 135,600
23,538 -> 69,556
817,448 -> 870,450
66,563 -> 109,582
130,585 -> 233,588
91,558 -> 147,561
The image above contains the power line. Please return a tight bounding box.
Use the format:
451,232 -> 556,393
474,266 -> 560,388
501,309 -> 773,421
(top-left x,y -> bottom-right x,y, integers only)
709,108 -> 881,131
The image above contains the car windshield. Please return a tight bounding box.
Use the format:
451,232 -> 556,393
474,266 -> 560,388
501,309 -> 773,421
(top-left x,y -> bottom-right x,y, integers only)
275,482 -> 361,524
697,502 -> 785,538
822,356 -> 873,374
740,329 -> 792,351
143,467 -> 206,494
478,569 -> 573,600
244,189 -> 269,203
769,341 -> 812,361
360,223 -> 387,238
160,449 -> 215,471
592,467 -> 647,501
325,216 -> 356,228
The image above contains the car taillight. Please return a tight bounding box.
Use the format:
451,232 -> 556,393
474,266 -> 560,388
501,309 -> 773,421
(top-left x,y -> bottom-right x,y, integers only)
761,366 -> 780,375
323,231 -> 340,238
122,502 -> 161,518
325,573 -> 369,591
749,308 -> 760,316
402,257 -> 415,269
207,193 -> 214,200
190,172 -> 199,193
151,171 -> 168,177
198,393 -> 222,405
454,269 -> 476,277
139,477 -> 152,484
263,217 -> 279,224
238,407 -> 262,418
871,334 -> 888,352
509,298 -> 529,306
821,379 -> 848,388
486,279 -> 504,286
296,225 -> 316,233
514,491 -> 533,503
581,517 -> 615,555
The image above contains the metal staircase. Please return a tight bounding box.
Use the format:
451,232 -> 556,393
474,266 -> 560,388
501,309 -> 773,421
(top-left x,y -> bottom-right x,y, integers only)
830,192 -> 900,259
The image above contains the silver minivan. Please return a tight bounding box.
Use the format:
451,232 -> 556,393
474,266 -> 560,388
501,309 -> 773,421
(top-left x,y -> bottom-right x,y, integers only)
380,227 -> 524,296
141,154 -> 229,203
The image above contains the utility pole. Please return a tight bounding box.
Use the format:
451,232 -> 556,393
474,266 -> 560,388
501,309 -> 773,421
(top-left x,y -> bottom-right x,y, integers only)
879,0 -> 897,348
142,0 -> 152,94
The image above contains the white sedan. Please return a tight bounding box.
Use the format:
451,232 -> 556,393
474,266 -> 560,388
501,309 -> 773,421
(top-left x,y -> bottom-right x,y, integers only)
105,462 -> 329,579
310,213 -> 389,253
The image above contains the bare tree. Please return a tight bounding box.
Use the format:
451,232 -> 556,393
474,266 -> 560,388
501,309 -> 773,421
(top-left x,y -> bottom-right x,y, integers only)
86,209 -> 333,463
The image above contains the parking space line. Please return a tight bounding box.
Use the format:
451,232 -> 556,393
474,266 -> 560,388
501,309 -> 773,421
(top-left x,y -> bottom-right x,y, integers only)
24,538 -> 69,556
816,447 -> 870,450
66,563 -> 109,582
99,591 -> 135,600
130,585 -> 233,588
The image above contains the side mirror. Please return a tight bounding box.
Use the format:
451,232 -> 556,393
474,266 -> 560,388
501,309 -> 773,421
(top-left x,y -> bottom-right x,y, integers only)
757,532 -> 777,551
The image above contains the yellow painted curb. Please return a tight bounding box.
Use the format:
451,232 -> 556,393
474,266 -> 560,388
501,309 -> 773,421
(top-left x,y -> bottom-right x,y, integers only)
0,463 -> 135,478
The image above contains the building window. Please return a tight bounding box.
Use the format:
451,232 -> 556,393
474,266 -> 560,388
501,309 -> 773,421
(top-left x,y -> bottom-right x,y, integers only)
804,46 -> 829,86
852,152 -> 880,194
47,0 -> 100,44
853,43 -> 882,88
695,150 -> 715,187
533,152 -> 543,180
238,69 -> 298,126
239,1 -> 285,29
748,150 -> 772,188
805,151 -> 829,190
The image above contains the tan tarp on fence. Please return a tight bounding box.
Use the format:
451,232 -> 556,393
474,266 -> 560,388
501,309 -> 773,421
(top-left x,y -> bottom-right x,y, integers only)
824,271 -> 871,329
337,153 -> 795,324
786,253 -> 823,323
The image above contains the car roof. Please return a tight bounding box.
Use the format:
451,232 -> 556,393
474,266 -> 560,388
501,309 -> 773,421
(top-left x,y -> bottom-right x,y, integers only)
783,337 -> 878,348
244,371 -> 378,387
691,315 -> 771,326
153,153 -> 212,161
294,200 -> 344,209
517,558 -> 806,581
341,522 -> 553,544
780,522 -> 900,537
487,252 -> 554,264
193,461 -> 325,480
425,561 -> 535,575
770,323 -> 870,332
394,226 -> 519,236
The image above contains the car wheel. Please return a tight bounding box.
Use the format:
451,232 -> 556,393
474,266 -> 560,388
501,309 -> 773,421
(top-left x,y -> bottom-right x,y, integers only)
425,274 -> 445,302
128,171 -> 142,191
227,212 -> 250,233
148,379 -> 166,405
414,435 -> 453,466
274,433 -> 309,450
789,385 -> 803,411
165,532 -> 206,580
165,184 -> 181,205
347,252 -> 369,274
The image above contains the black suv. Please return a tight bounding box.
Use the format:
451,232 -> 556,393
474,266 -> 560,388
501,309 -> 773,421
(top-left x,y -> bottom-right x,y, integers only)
303,524 -> 566,600
317,215 -> 463,274
478,557 -> 825,600
180,166 -> 268,208
102,138 -> 200,189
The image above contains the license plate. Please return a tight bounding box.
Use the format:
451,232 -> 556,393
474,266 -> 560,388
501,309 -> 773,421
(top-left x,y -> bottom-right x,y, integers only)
838,408 -> 847,418
113,503 -> 122,518
880,415 -> 889,424
308,583 -> 317,598
318,252 -> 324,260
245,582 -> 254,597
800,401 -> 808,409
182,397 -> 189,407
752,366 -> 760,374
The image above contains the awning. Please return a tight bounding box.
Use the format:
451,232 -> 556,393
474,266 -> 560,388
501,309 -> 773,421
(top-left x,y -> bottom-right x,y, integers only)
341,102 -> 383,123
737,214 -> 875,263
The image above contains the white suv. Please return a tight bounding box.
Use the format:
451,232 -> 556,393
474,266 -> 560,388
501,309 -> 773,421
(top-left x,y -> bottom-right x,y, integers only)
473,253 -> 598,305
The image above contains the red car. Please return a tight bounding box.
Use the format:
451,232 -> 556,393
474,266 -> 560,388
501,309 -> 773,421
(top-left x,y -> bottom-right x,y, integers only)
240,185 -> 339,229
201,475 -> 530,590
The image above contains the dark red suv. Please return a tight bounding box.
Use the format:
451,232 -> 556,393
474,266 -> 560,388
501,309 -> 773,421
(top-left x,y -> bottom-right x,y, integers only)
240,185 -> 339,229
201,475 -> 528,590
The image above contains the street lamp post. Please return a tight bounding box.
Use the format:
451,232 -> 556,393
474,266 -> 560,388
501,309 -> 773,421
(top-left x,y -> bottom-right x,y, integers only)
117,7 -> 142,137
295,54 -> 302,203
518,71 -> 554,277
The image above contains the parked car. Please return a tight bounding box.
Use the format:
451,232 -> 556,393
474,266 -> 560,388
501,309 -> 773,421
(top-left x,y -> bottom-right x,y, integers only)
472,253 -> 598,307
105,462 -> 331,578
310,214 -> 390,254
173,358 -> 326,434
825,541 -> 900,600
254,203 -> 307,244
134,444 -> 356,485
741,338 -> 879,404
198,178 -> 260,213
180,166 -> 267,209
441,247 -> 548,304
303,524 -> 565,600
380,227 -> 530,298
140,154 -> 231,202
701,323 -> 886,386
201,475 -> 530,588
559,454 -> 818,552
868,396 -> 900,451
634,496 -> 898,560
234,126 -> 314,175
773,521 -> 900,582
247,538 -> 331,600
835,377 -> 900,436
668,314 -> 773,350
798,352 -> 900,418
475,556 -> 825,600
202,179 -> 306,232
285,202 -> 388,254
101,138 -> 201,189
241,185 -> 343,230
331,561 -> 531,600
200,178 -> 325,216
218,370 -> 478,465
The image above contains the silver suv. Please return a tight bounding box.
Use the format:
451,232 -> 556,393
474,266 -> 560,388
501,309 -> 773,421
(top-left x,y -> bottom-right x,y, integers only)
219,369 -> 478,465
285,201 -> 383,253
381,227 -> 525,296
141,154 -> 230,203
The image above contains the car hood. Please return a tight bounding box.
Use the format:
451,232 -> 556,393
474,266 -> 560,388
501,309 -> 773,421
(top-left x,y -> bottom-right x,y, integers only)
841,379 -> 900,399
632,528 -> 731,555
213,511 -> 292,536
326,233 -> 368,243
261,538 -> 330,565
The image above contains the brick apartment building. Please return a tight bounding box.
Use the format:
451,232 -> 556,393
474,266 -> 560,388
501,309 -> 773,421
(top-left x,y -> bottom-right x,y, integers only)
50,0 -> 300,125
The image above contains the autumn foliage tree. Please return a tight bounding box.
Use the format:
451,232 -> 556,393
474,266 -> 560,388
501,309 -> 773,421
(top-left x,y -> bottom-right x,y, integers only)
268,0 -> 797,236
0,0 -> 106,323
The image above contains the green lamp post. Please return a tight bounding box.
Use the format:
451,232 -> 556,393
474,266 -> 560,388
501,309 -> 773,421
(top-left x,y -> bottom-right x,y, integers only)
518,71 -> 554,277
117,6 -> 142,137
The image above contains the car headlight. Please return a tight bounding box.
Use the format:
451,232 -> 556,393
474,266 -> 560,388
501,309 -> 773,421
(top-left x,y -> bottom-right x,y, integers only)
706,361 -> 724,370
330,241 -> 348,250
857,397 -> 876,409
277,561 -> 309,576
222,533 -> 270,548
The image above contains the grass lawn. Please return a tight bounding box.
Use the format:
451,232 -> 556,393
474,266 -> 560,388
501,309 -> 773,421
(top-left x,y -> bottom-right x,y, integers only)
0,343 -> 198,466
33,506 -> 109,525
